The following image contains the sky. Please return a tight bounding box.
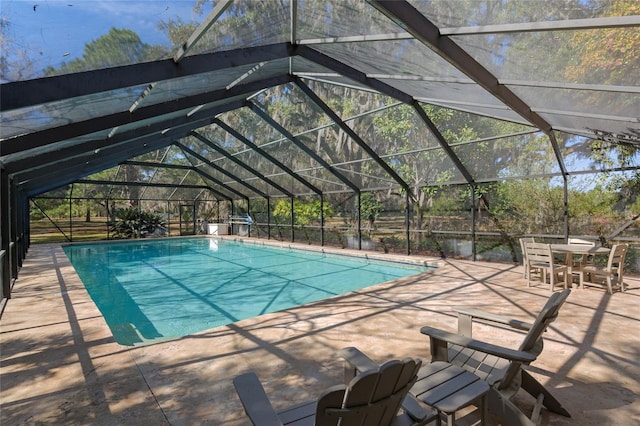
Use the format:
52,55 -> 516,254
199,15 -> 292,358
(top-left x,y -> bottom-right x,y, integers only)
2,0 -> 206,73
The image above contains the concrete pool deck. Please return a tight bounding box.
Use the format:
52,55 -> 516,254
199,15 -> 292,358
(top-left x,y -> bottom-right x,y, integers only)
1,240 -> 639,425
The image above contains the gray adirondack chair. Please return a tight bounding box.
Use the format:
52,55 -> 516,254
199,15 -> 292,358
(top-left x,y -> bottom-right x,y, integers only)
420,289 -> 571,426
233,349 -> 433,426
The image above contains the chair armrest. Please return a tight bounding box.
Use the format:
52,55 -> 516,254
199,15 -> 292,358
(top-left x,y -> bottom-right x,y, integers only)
233,372 -> 284,426
339,347 -> 379,370
420,326 -> 537,363
452,306 -> 533,332
339,346 -> 379,382
401,393 -> 438,423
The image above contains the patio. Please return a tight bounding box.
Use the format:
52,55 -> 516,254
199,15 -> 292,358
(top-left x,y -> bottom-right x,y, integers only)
1,240 -> 639,425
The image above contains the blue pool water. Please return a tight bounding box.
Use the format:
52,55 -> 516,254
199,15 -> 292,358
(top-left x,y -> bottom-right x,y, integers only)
63,238 -> 431,346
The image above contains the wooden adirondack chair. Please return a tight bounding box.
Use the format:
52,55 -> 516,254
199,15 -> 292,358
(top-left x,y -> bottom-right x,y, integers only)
420,289 -> 572,426
233,348 -> 433,426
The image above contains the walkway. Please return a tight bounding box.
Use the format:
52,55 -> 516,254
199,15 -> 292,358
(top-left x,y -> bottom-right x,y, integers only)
1,241 -> 639,425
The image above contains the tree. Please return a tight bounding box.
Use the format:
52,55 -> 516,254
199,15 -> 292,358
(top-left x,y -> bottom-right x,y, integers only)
40,27 -> 171,207
0,11 -> 36,82
562,0 -> 640,208
44,27 -> 166,75
272,198 -> 334,226
360,192 -> 383,233
565,0 -> 640,87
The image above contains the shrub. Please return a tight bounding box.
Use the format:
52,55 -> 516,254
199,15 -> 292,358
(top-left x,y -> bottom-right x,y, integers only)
108,207 -> 166,239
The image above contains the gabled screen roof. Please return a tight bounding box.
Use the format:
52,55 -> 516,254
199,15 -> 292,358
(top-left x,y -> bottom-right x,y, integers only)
1,0 -> 638,199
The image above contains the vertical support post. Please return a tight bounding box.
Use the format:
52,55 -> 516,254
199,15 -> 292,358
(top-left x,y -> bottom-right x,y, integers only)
19,189 -> 26,263
231,201 -> 235,235
406,191 -> 411,255
136,200 -> 141,238
194,199 -> 199,233
563,175 -> 569,242
290,197 -> 295,243
192,203 -> 196,236
267,197 -> 271,240
16,190 -> 24,262
106,198 -> 110,239
166,200 -> 170,237
22,192 -> 30,254
9,178 -> 19,278
320,193 -> 325,247
1,167 -> 12,299
12,189 -> 21,269
357,192 -> 362,250
247,199 -> 251,238
69,184 -> 74,242
22,190 -> 29,257
471,183 -> 477,261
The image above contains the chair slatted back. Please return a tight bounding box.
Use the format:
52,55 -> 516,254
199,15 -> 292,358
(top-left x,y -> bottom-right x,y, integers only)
518,289 -> 571,354
568,238 -> 596,267
317,357 -> 421,426
608,244 -> 628,272
525,242 -> 553,267
568,238 -> 595,246
519,237 -> 535,263
498,289 -> 571,389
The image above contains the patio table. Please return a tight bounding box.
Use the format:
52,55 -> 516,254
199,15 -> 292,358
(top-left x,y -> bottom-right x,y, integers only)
550,244 -> 610,284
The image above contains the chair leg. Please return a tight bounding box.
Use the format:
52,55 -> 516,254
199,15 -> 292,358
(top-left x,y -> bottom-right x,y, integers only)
548,270 -> 554,292
521,370 -> 571,418
435,412 -> 443,426
527,268 -> 537,288
446,412 -> 455,426
486,388 -> 536,426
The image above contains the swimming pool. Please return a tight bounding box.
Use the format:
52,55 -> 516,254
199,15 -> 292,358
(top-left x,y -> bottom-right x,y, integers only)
63,238 -> 431,346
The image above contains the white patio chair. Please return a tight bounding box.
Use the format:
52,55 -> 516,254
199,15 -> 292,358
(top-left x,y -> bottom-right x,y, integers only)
525,242 -> 569,292
579,244 -> 629,294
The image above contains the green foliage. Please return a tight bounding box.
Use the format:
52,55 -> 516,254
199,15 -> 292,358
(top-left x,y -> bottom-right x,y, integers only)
272,199 -> 334,226
30,197 -> 68,220
491,179 -> 566,234
565,0 -> 639,86
108,207 -> 166,239
360,192 -> 383,229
